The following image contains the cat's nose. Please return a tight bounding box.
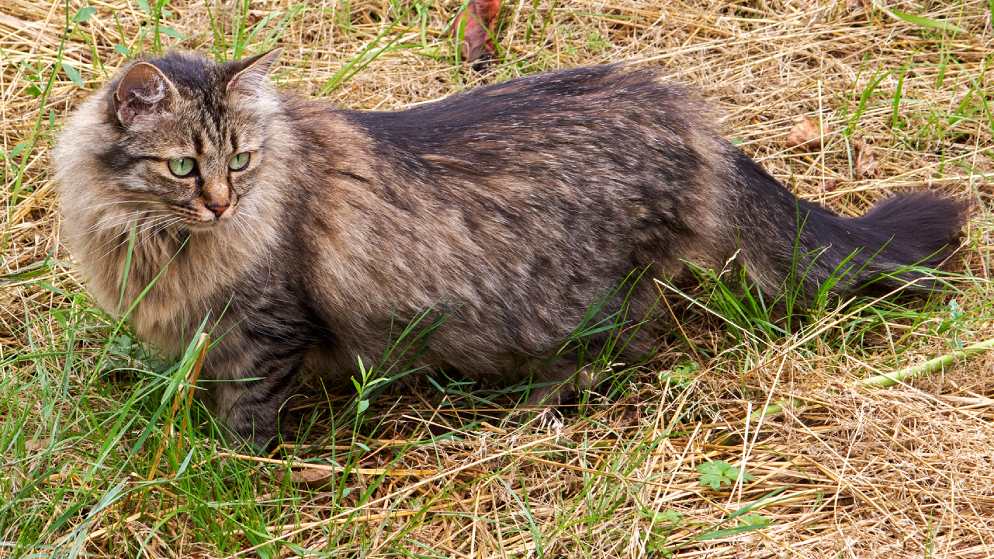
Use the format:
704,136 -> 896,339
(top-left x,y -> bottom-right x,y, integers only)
206,201 -> 230,217
202,181 -> 232,218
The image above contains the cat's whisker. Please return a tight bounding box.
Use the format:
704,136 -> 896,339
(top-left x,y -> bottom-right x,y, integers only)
145,215 -> 184,240
71,209 -> 177,237
93,219 -> 160,262
72,205 -> 171,233
78,218 -> 175,250
90,212 -> 180,260
70,213 -> 146,236
101,217 -> 176,261
232,209 -> 273,276
82,199 -> 159,212
75,218 -> 152,245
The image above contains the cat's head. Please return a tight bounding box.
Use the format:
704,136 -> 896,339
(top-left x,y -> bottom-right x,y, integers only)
56,50 -> 283,232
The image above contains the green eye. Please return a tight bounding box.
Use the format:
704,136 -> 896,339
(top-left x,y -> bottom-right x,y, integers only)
228,151 -> 251,171
167,157 -> 195,177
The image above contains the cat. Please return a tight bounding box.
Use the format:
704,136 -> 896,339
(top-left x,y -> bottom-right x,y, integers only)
53,49 -> 966,448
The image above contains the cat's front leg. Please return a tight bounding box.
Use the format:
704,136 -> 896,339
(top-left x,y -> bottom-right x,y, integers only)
208,343 -> 306,451
524,359 -> 597,407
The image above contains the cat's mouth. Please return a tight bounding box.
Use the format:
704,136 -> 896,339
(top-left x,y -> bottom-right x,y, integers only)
168,199 -> 239,229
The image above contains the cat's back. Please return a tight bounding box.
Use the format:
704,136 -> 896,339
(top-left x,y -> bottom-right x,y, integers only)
344,64 -> 701,159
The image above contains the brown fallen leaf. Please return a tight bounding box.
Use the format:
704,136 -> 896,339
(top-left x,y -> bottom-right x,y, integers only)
452,0 -> 501,68
854,139 -> 879,178
785,116 -> 826,150
26,438 -> 51,452
276,467 -> 335,488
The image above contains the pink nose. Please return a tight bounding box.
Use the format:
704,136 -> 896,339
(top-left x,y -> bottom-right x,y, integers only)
206,201 -> 230,217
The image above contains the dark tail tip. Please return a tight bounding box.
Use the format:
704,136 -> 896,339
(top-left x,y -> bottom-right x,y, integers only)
856,192 -> 968,264
851,191 -> 968,290
726,146 -> 967,298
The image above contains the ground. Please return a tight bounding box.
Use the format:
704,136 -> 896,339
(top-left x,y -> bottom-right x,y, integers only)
2,1 -> 994,557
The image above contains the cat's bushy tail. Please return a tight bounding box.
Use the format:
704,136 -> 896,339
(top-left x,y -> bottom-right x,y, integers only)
727,149 -> 967,299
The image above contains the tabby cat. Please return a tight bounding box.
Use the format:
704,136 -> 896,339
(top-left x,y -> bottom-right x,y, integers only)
54,50 -> 965,448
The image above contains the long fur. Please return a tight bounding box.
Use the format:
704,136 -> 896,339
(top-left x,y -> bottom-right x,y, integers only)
54,52 -> 966,447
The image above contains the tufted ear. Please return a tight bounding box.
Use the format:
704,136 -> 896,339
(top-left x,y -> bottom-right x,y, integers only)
226,48 -> 282,96
113,62 -> 177,127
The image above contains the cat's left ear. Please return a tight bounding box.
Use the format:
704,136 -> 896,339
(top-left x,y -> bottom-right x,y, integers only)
226,48 -> 282,96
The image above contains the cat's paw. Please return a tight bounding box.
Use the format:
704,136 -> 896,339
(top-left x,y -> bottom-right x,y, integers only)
218,422 -> 279,454
524,383 -> 576,407
533,407 -> 565,434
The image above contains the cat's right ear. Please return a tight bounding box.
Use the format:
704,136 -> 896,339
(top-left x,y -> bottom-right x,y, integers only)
113,62 -> 177,127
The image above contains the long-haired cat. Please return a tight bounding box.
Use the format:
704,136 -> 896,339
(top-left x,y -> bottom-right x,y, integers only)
54,50 -> 965,448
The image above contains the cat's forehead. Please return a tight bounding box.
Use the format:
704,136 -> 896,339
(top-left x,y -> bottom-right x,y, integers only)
122,113 -> 219,155
169,98 -> 267,150
150,53 -> 230,96
172,97 -> 234,150
108,52 -> 273,152
153,55 -> 231,135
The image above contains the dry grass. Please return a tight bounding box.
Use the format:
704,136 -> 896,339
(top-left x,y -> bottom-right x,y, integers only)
2,1 -> 994,557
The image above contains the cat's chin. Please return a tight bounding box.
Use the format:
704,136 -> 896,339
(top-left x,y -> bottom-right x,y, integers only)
180,219 -> 226,232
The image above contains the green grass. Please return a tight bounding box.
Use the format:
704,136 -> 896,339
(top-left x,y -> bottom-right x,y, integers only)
3,1 -> 994,557
3,237 -> 984,555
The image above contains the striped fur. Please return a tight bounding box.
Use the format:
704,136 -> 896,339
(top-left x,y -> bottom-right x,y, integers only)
54,51 -> 965,448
